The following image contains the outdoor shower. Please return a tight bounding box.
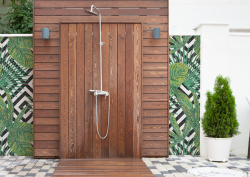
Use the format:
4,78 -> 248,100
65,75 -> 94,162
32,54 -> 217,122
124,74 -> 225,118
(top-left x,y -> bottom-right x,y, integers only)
85,5 -> 110,139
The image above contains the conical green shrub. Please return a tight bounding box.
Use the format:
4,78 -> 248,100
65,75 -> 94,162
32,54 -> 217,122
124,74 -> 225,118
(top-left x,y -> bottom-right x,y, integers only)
202,75 -> 240,138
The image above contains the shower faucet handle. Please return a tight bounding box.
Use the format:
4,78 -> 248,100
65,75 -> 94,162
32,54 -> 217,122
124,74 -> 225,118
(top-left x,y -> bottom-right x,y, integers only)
100,42 -> 105,46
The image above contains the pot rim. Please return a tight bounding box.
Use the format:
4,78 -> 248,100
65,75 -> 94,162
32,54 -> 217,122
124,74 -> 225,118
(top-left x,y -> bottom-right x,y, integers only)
205,137 -> 234,140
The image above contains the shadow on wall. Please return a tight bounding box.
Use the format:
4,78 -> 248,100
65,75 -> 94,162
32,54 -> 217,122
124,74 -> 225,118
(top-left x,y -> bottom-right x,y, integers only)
169,36 -> 200,155
0,37 -> 33,156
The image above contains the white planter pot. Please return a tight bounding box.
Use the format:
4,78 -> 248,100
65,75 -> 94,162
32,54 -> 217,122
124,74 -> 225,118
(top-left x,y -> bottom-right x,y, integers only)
205,137 -> 233,162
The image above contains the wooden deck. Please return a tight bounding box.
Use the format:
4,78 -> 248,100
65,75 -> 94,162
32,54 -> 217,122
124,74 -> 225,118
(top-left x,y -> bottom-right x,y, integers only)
52,158 -> 154,177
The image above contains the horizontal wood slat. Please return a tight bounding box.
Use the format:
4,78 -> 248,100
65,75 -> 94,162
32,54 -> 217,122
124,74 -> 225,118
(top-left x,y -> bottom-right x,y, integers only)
143,94 -> 168,102
143,86 -> 168,93
34,149 -> 59,156
34,55 -> 59,62
35,8 -> 168,16
34,110 -> 59,118
142,149 -> 168,156
143,71 -> 167,78
143,102 -> 167,109
34,32 -> 59,39
34,141 -> 59,149
34,94 -> 59,102
143,133 -> 168,140
34,118 -> 59,125
34,1 -> 168,8
142,141 -> 168,149
34,71 -> 59,78
34,16 -> 168,24
34,63 -> 59,70
143,39 -> 168,47
34,39 -> 59,47
143,117 -> 168,124
34,125 -> 59,133
143,47 -> 168,55
143,125 -> 168,132
35,133 -> 59,140
143,32 -> 168,39
143,63 -> 168,71
34,24 -> 60,32
34,47 -> 59,54
35,102 -> 59,109
35,86 -> 59,93
143,24 -> 168,32
34,79 -> 59,86
143,55 -> 168,63
143,110 -> 168,117
143,78 -> 168,85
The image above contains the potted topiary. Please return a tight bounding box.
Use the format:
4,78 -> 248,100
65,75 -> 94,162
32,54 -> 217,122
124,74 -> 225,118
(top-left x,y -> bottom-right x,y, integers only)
202,75 -> 240,162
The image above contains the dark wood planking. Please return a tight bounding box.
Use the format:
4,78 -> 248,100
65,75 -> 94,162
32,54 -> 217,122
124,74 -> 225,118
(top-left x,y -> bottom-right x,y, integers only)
143,94 -> 168,102
35,8 -> 167,16
143,110 -> 168,117
143,117 -> 168,125
109,23 -> 118,158
35,1 -> 167,8
34,71 -> 59,78
52,158 -> 154,177
34,79 -> 59,86
142,149 -> 168,157
34,16 -> 168,24
143,32 -> 168,39
143,125 -> 168,132
133,24 -> 142,158
143,71 -> 168,78
34,55 -> 59,62
35,118 -> 59,125
84,23 -> 93,158
143,133 -> 168,141
35,125 -> 59,133
35,110 -> 59,118
143,55 -> 168,63
34,24 -> 59,32
34,47 -> 59,54
143,102 -> 167,110
34,39 -> 59,47
34,63 -> 59,70
101,23 -> 110,158
68,23 -> 77,158
117,23 -> 126,158
143,78 -> 168,85
35,133 -> 59,140
143,24 -> 168,32
143,47 -> 168,55
34,31 -> 59,39
76,23 -> 85,158
92,23 -> 101,158
143,141 -> 168,149
143,39 -> 168,47
143,86 -> 168,93
34,141 -> 59,149
125,23 -> 133,158
35,149 -> 59,157
143,63 -> 168,71
35,86 -> 59,93
60,23 -> 69,158
34,94 -> 59,101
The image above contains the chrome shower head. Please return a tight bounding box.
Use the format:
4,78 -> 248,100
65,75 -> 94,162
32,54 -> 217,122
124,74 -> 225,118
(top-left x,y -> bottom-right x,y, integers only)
84,10 -> 98,16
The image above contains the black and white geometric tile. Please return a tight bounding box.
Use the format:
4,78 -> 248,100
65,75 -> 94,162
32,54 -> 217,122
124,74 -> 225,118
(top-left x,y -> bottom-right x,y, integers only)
0,37 -> 33,156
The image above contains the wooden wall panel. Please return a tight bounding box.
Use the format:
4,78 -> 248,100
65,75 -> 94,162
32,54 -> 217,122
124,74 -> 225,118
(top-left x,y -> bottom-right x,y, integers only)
33,0 -> 169,158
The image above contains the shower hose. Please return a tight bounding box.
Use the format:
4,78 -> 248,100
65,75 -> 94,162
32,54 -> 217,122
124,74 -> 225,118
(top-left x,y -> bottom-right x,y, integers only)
95,94 -> 110,139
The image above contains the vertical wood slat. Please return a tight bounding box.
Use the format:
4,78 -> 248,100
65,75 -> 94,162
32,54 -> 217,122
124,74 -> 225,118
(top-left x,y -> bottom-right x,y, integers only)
60,23 -> 69,158
93,23 -> 101,158
101,24 -> 110,158
109,23 -> 118,158
68,23 -> 77,158
76,23 -> 85,158
133,24 -> 142,158
84,23 -> 93,158
117,24 -> 126,158
125,23 -> 134,158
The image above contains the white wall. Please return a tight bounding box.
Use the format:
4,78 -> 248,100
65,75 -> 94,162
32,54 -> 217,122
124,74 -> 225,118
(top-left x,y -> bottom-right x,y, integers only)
170,0 -> 250,34
196,23 -> 250,156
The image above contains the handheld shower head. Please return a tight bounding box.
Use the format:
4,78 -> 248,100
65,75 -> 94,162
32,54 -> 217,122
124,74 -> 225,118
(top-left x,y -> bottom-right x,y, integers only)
84,10 -> 98,16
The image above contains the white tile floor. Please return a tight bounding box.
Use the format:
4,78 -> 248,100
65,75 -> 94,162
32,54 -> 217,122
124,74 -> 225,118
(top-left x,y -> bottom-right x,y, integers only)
143,155 -> 250,177
0,155 -> 250,177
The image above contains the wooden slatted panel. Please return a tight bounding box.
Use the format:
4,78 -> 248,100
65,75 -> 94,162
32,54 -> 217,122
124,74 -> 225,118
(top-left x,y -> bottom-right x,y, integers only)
34,0 -> 168,158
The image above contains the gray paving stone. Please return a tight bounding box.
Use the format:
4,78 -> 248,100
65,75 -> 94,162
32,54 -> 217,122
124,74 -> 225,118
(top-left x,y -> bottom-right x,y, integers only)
160,171 -> 170,174
190,159 -> 199,162
39,169 -> 49,172
46,173 -> 54,176
168,170 -> 179,173
26,173 -> 37,176
154,175 -> 164,177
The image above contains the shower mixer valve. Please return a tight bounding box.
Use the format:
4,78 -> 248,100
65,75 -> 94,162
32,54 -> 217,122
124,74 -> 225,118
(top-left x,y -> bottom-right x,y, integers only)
89,90 -> 109,98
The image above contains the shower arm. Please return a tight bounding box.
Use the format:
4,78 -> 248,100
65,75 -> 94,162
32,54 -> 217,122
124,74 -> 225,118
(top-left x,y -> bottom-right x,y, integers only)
91,5 -> 104,92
